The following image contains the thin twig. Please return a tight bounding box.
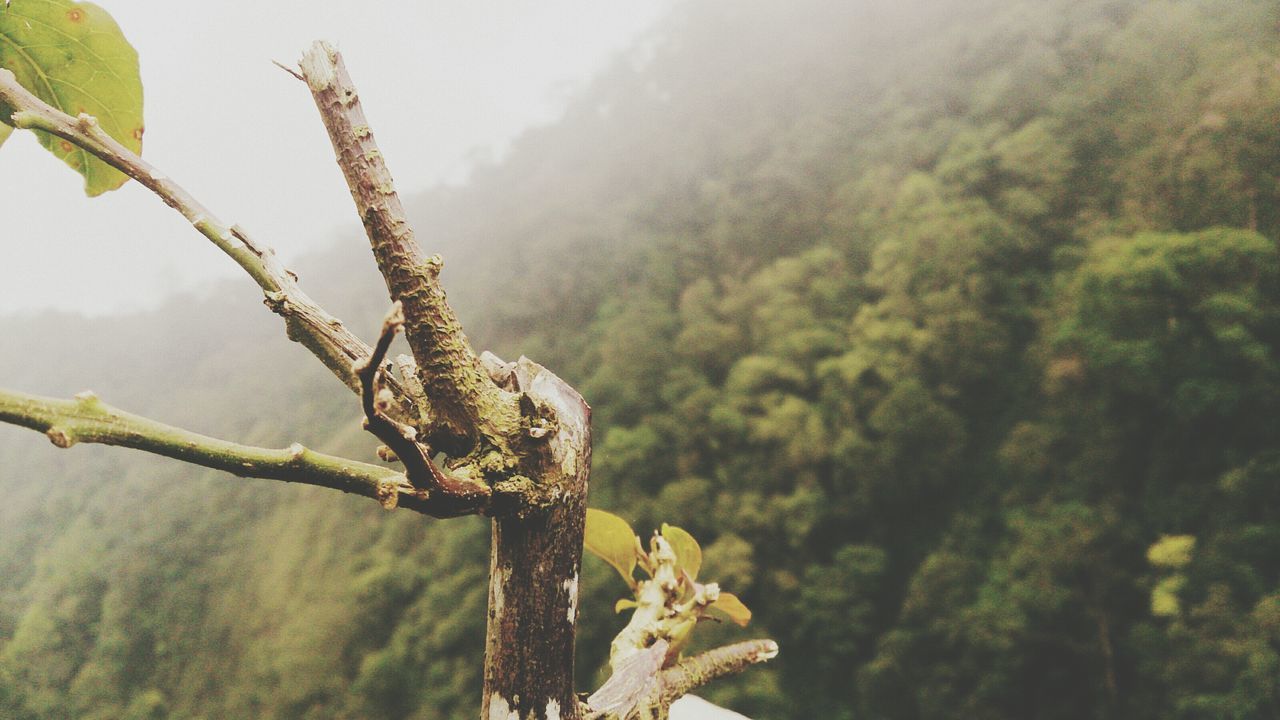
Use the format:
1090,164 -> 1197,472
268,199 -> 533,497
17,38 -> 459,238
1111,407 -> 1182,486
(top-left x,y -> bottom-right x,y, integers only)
584,639 -> 777,719
272,59 -> 304,81
0,68 -> 416,423
652,639 -> 779,705
354,303 -> 491,507
0,386 -> 494,518
0,387 -> 418,509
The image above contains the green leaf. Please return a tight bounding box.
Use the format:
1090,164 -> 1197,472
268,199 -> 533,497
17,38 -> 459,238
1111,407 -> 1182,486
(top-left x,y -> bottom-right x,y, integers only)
0,120 -> 11,149
585,508 -> 638,587
660,523 -> 702,581
709,592 -> 752,627
0,0 -> 144,195
614,598 -> 638,614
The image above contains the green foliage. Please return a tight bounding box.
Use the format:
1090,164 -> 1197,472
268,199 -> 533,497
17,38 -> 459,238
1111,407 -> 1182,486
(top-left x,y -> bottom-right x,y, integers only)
585,508 -> 640,588
660,523 -> 703,582
4,0 -> 1280,718
0,0 -> 143,195
583,510 -> 754,630
707,592 -> 751,628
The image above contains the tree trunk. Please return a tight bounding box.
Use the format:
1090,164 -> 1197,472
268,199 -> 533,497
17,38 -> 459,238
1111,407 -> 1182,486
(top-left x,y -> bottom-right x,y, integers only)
483,359 -> 591,720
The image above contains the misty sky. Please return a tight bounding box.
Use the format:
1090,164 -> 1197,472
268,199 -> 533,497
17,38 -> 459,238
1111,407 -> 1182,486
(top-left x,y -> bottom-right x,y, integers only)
0,0 -> 672,316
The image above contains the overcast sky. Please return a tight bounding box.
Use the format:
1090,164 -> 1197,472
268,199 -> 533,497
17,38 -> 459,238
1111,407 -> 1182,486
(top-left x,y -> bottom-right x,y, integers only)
0,0 -> 672,316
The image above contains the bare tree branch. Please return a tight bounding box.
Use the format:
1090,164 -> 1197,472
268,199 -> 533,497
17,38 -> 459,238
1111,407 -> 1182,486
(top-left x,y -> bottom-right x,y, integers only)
582,639 -> 776,719
295,41 -> 520,452
0,386 -> 494,518
0,387 -> 410,506
0,68 -> 415,423
652,640 -> 779,707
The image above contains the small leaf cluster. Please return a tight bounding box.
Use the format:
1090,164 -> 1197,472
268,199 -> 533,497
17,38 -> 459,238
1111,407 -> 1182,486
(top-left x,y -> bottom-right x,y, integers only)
585,508 -> 751,630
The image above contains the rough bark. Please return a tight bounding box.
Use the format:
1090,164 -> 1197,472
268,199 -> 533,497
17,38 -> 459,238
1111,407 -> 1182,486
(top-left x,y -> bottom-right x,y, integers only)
484,358 -> 591,720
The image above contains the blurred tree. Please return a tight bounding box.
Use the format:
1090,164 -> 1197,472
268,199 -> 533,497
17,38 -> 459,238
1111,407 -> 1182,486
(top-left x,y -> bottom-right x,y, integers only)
3,0 -> 1280,717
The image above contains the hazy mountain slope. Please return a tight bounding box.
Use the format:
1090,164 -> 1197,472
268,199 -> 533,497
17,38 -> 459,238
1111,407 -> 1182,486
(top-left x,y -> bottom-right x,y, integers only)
2,1 -> 1278,718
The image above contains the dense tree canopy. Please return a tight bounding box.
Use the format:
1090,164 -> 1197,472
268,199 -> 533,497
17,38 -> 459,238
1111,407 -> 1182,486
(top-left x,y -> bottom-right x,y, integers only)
1,0 -> 1278,717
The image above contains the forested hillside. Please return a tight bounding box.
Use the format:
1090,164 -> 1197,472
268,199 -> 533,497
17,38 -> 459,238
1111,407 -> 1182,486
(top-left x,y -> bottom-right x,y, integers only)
3,0 -> 1279,718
